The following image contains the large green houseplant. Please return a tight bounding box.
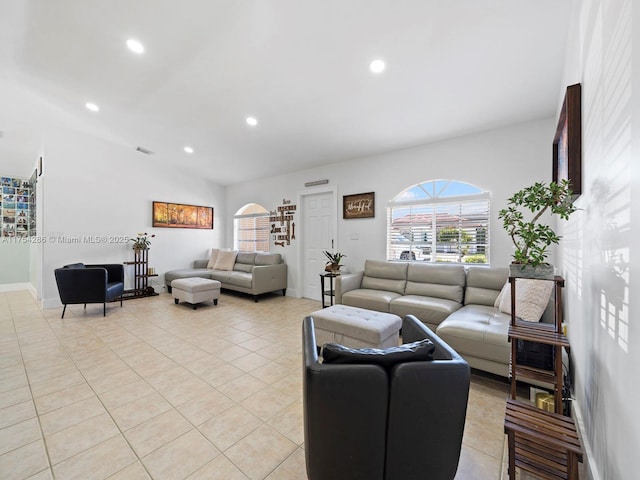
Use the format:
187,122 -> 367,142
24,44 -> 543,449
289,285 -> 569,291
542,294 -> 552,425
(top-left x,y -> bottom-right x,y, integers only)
498,180 -> 576,278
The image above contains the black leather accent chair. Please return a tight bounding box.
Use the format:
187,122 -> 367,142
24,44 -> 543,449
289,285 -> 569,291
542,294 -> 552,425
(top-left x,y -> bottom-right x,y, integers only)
54,263 -> 125,318
303,314 -> 470,480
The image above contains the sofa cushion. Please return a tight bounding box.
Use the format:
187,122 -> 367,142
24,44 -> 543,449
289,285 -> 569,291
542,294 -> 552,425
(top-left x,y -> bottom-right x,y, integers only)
236,252 -> 256,265
214,250 -> 238,271
233,263 -> 254,273
227,271 -> 253,288
464,267 -> 508,306
497,279 -> 554,322
342,289 -> 402,313
209,270 -> 232,283
206,249 -> 220,269
322,339 -> 435,368
405,264 -> 466,303
361,260 -> 408,295
390,295 -> 462,328
255,253 -> 281,266
436,305 -> 511,364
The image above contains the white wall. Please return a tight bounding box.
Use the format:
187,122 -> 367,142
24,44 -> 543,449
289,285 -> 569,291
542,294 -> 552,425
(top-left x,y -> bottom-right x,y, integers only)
225,117 -> 555,298
558,1 -> 640,479
0,243 -> 30,284
39,127 -> 226,308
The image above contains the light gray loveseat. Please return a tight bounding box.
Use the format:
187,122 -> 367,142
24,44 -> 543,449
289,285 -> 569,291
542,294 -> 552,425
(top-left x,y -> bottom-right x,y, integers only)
165,252 -> 287,302
336,260 -> 553,377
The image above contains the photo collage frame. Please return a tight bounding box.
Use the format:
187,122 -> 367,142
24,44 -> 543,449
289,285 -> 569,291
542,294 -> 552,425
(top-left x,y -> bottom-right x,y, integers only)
2,176 -> 36,237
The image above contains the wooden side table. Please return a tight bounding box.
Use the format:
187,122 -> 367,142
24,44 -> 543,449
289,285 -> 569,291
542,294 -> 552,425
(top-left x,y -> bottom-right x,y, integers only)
319,273 -> 338,308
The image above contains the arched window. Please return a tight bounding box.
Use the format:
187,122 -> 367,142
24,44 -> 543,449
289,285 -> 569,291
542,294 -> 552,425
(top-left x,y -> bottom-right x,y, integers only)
387,180 -> 489,264
234,203 -> 270,252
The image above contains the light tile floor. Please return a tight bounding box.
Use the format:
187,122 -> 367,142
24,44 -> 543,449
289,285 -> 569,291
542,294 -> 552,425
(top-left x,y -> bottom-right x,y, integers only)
0,289 -> 550,479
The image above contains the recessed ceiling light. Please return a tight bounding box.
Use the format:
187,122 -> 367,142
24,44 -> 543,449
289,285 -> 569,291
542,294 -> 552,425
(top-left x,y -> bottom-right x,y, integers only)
85,102 -> 99,112
126,38 -> 145,54
369,59 -> 386,74
246,117 -> 258,127
184,146 -> 194,154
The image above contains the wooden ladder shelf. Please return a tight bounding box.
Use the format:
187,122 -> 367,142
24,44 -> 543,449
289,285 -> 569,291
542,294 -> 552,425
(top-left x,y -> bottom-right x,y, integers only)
504,275 -> 583,480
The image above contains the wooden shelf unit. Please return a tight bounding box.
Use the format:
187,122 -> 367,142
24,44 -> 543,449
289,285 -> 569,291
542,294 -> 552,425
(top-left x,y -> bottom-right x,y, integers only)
123,248 -> 158,299
508,275 -> 567,413
505,275 -> 583,480
505,399 -> 583,480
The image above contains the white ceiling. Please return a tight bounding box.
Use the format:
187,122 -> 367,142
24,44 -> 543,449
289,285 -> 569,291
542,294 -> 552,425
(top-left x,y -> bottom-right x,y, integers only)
0,0 -> 572,185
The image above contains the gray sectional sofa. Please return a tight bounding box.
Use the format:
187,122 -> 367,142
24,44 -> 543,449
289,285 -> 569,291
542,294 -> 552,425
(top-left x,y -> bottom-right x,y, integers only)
165,252 -> 287,302
336,259 -> 553,377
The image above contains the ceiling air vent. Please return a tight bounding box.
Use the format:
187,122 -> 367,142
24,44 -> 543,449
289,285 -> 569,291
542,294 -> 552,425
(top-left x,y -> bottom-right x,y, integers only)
135,146 -> 154,155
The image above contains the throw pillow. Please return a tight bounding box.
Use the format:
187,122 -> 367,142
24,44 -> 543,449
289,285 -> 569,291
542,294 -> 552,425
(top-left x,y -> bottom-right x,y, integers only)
213,250 -> 238,271
498,279 -> 553,322
322,338 -> 435,369
206,249 -> 220,269
494,281 -> 510,308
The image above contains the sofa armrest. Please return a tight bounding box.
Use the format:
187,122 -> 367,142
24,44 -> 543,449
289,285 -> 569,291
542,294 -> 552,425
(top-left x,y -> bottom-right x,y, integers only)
302,317 -> 388,479
386,358 -> 470,480
252,263 -> 287,295
193,259 -> 209,269
383,315 -> 469,480
335,271 -> 363,304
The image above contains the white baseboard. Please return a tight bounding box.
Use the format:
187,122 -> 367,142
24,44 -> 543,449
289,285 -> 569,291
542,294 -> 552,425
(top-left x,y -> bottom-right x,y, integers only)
0,282 -> 33,293
572,398 -> 601,480
42,297 -> 62,310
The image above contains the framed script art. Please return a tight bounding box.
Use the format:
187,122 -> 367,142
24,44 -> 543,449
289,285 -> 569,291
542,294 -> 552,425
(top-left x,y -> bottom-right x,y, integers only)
553,83 -> 582,201
152,201 -> 213,229
343,192 -> 375,219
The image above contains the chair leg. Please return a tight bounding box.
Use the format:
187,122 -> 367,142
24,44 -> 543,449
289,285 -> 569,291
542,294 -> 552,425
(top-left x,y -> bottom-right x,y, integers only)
103,303 -> 106,317
84,304 -> 87,309
120,295 -> 123,307
61,304 -> 67,319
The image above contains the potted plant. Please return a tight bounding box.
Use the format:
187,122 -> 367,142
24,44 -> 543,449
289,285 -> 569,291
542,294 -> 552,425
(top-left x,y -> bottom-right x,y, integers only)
129,232 -> 155,250
323,250 -> 346,274
498,180 -> 576,278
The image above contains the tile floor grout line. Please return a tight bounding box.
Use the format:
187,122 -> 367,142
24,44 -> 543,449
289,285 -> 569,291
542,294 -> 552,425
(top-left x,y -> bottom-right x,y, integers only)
42,299 -> 271,479
4,291 -> 515,479
10,307 -> 56,479
40,306 -> 159,479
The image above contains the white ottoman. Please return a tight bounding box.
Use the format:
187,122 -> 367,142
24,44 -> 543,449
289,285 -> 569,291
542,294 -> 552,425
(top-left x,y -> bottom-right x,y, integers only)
171,277 -> 221,310
309,304 -> 402,349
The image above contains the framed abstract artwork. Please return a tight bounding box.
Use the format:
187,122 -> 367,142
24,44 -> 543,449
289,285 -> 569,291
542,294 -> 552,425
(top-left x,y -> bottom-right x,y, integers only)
152,201 -> 213,229
553,83 -> 582,201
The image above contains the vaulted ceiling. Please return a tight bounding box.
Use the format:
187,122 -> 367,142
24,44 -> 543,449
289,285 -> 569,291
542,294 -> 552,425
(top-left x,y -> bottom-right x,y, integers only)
0,0 -> 571,184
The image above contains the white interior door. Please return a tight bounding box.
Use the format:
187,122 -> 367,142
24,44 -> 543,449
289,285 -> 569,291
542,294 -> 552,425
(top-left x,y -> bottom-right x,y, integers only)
302,191 -> 335,300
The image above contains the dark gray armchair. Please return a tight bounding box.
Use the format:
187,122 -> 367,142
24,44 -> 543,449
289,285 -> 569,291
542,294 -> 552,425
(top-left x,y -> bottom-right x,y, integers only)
302,314 -> 470,480
54,263 -> 125,318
